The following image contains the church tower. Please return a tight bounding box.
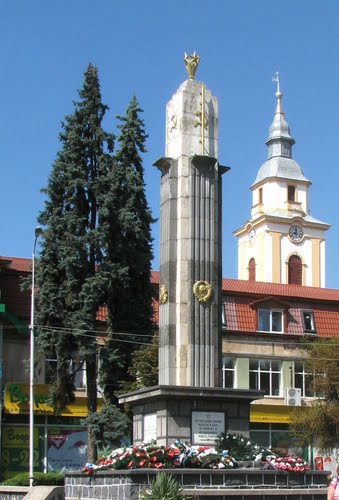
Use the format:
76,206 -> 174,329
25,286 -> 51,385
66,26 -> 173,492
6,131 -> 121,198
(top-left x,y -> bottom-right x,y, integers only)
234,75 -> 330,287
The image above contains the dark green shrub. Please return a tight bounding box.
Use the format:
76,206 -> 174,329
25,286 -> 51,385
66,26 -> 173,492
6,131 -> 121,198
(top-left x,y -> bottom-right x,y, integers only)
139,473 -> 188,499
1,471 -> 64,486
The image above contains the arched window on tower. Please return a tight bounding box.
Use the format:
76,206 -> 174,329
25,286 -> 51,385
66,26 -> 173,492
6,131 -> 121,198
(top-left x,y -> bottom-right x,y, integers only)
288,255 -> 302,285
249,258 -> 256,281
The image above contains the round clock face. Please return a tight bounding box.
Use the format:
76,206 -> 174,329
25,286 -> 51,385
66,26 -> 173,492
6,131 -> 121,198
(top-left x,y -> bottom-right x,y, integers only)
289,224 -> 303,242
248,228 -> 256,246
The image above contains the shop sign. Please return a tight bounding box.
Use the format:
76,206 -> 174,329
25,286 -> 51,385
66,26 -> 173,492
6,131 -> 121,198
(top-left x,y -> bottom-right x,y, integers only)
2,426 -> 42,478
4,383 -> 53,414
4,383 -> 92,417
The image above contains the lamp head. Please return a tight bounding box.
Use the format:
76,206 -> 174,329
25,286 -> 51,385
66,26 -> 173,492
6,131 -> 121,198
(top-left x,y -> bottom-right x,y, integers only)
34,227 -> 43,239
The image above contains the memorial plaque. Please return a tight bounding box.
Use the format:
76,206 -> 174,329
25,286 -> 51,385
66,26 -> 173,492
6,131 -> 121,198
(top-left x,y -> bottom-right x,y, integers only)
143,413 -> 157,442
191,411 -> 225,444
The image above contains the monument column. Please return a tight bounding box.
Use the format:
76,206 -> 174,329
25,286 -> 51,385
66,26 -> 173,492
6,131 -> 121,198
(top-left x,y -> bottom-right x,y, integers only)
155,52 -> 228,388
119,55 -> 263,446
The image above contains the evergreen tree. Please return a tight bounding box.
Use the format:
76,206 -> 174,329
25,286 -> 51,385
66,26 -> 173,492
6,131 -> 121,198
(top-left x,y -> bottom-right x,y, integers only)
36,64 -> 115,461
98,96 -> 156,401
35,67 -> 155,462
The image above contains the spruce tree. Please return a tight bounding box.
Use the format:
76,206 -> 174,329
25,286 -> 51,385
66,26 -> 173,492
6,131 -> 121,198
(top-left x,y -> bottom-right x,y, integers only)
35,68 -> 155,462
36,64 -> 115,461
98,96 -> 156,401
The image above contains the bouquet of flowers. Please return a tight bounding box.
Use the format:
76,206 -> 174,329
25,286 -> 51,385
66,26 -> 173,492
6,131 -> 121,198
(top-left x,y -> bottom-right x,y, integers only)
268,455 -> 310,473
82,440 -> 236,474
180,444 -> 236,469
215,432 -> 273,462
81,437 -> 310,475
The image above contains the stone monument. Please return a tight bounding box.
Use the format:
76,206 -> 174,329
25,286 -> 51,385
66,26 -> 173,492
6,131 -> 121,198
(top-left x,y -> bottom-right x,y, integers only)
119,54 -> 262,446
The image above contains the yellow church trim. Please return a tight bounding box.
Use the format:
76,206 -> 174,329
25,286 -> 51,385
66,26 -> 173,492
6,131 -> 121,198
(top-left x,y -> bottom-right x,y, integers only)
271,232 -> 281,283
256,231 -> 265,281
312,239 -> 320,287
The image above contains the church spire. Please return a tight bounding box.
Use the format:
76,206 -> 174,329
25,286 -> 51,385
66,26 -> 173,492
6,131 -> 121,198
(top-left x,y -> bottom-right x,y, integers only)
266,73 -> 295,159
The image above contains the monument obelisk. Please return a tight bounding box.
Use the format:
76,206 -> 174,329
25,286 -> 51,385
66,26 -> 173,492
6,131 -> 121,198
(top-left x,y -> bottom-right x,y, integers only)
119,54 -> 261,446
155,52 -> 227,388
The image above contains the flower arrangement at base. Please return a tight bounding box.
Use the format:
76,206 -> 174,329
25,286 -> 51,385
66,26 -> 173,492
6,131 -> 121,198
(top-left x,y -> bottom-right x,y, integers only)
267,455 -> 310,473
81,434 -> 310,476
82,441 -> 236,475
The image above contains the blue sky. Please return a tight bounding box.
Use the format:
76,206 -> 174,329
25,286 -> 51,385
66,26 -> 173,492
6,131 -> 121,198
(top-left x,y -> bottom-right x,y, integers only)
1,1 -> 339,287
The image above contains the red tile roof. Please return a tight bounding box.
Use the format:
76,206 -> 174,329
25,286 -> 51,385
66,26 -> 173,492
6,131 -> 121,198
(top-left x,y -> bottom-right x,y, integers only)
0,257 -> 160,323
2,256 -> 339,337
222,278 -> 339,303
0,257 -> 160,283
0,257 -> 32,273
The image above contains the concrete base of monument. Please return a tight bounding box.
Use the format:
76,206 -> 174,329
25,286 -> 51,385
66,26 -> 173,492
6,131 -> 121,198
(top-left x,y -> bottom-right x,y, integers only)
118,385 -> 264,446
64,469 -> 328,500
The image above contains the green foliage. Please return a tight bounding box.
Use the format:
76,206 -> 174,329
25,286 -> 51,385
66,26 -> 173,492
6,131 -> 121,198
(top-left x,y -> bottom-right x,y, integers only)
36,62 -> 114,413
139,473 -> 188,500
120,333 -> 159,392
290,401 -> 339,450
82,404 -> 131,449
98,95 -> 156,403
1,471 -> 64,486
34,64 -> 155,460
289,337 -> 339,450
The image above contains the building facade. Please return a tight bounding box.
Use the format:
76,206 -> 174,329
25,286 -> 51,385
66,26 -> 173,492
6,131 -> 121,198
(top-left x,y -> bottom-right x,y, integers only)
0,257 -> 97,478
221,278 -> 339,458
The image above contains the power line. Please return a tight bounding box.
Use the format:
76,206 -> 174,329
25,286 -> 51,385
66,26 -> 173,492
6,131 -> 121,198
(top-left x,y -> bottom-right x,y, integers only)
36,324 -> 155,338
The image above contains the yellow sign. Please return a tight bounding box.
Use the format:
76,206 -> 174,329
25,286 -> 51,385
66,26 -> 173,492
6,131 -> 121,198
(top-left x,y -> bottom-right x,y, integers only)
4,383 -> 93,417
250,404 -> 291,424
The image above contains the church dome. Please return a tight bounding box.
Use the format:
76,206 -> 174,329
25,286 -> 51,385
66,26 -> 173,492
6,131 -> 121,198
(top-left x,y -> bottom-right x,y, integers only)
252,74 -> 310,187
253,156 -> 310,186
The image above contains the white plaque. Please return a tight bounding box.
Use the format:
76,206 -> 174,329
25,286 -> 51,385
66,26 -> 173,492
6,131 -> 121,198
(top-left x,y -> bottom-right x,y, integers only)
192,411 -> 225,444
143,414 -> 157,442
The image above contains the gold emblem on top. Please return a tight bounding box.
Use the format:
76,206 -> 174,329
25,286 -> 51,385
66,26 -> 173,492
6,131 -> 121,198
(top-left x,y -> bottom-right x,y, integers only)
184,52 -> 200,80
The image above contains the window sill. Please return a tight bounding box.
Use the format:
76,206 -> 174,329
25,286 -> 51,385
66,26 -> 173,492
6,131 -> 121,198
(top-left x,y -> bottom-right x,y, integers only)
256,330 -> 284,334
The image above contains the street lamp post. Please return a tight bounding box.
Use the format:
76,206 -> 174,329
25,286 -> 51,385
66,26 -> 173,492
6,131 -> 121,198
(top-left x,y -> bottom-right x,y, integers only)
29,227 -> 42,488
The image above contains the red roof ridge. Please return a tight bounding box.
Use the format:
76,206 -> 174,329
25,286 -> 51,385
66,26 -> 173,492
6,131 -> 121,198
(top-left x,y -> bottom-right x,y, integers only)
222,277 -> 339,302
1,257 -> 338,302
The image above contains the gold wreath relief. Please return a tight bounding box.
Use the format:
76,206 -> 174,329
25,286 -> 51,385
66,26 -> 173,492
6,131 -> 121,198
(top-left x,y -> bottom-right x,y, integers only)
193,280 -> 213,303
160,284 -> 168,305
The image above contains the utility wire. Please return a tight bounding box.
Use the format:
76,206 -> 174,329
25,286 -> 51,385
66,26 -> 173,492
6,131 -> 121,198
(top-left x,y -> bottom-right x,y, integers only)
36,324 -> 155,338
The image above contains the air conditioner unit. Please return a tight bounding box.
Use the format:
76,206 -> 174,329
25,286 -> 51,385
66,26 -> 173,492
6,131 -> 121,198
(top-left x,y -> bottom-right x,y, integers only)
285,387 -> 302,406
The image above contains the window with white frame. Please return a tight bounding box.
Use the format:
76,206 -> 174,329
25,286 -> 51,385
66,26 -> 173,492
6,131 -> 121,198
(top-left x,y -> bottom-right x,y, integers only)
302,311 -> 316,334
221,301 -> 227,327
294,361 -> 313,397
221,357 -> 235,388
294,361 -> 324,398
249,359 -> 282,396
258,309 -> 283,333
45,352 -> 86,389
